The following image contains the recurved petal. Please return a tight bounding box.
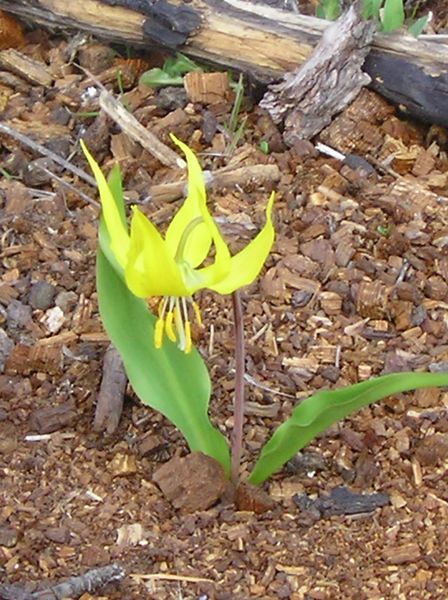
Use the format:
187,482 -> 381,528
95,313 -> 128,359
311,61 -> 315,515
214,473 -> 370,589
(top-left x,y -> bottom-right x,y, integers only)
125,207 -> 188,298
165,135 -> 212,268
208,192 -> 275,295
81,140 -> 129,267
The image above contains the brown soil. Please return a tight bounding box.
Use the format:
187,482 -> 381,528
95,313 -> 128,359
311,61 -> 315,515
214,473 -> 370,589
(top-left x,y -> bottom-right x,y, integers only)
1,9 -> 448,600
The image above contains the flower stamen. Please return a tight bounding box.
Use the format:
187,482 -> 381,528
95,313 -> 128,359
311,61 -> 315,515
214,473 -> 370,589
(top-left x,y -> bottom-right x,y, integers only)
154,297 -> 169,348
152,295 -> 204,353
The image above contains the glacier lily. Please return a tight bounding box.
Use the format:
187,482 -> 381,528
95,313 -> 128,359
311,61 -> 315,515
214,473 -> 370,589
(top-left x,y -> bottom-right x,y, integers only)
81,134 -> 275,353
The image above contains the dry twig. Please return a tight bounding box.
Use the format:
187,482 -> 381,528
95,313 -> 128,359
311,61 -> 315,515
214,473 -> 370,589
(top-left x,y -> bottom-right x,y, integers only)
0,564 -> 125,600
94,344 -> 128,434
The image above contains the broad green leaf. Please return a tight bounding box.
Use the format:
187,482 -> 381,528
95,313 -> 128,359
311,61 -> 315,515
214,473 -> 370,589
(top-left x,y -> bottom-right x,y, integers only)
96,248 -> 230,474
94,163 -> 230,474
249,372 -> 448,484
408,14 -> 430,37
382,0 -> 405,32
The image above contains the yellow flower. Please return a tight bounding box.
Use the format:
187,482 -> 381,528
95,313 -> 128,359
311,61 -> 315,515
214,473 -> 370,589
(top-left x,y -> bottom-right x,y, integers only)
81,134 -> 275,353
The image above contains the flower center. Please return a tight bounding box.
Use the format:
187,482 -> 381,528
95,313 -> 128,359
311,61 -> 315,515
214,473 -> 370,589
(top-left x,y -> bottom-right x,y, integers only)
154,296 -> 203,353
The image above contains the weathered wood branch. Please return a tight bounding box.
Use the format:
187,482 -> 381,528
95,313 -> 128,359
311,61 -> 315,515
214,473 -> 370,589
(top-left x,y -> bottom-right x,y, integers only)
0,0 -> 447,126
260,2 -> 376,143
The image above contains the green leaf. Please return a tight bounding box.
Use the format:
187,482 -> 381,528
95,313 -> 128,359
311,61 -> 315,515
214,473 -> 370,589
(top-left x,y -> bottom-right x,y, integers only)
94,163 -> 230,475
408,14 -> 429,37
248,372 -> 448,484
139,53 -> 202,88
361,0 -> 382,20
96,248 -> 230,474
259,140 -> 270,155
164,53 -> 202,77
139,68 -> 184,88
316,0 -> 341,20
382,0 -> 405,33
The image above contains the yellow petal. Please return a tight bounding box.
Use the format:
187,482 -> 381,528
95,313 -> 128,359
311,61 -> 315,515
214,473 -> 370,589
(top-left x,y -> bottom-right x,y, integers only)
208,192 -> 275,294
81,140 -> 129,267
165,135 -> 213,268
125,207 -> 188,297
166,140 -> 232,292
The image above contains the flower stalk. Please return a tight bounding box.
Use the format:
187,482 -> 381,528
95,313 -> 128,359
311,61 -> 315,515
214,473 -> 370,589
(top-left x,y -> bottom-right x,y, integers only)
231,289 -> 245,485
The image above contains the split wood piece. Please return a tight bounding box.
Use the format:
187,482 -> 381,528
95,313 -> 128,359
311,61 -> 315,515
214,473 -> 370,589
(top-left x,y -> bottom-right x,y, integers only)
0,48 -> 52,86
0,564 -> 125,600
150,162 -> 280,203
184,70 -> 231,104
99,90 -> 186,169
260,2 -> 376,144
29,402 -> 78,434
94,343 -> 127,434
0,1 -> 447,126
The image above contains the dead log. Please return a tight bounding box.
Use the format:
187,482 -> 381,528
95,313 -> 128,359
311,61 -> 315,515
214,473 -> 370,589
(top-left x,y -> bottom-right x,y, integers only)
0,0 -> 447,126
260,2 -> 376,143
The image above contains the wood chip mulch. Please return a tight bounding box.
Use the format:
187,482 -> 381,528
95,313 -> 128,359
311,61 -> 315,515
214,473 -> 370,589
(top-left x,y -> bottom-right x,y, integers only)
1,14 -> 448,600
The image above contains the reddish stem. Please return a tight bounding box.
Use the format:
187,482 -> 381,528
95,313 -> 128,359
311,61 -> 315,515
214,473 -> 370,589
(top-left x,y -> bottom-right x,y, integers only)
231,290 -> 245,485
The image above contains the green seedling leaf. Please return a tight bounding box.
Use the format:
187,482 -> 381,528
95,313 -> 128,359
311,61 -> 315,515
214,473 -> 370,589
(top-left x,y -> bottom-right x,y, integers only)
139,68 -> 184,88
139,53 -> 202,88
382,0 -> 405,32
163,53 -> 202,77
95,166 -> 230,475
259,140 -> 270,155
249,372 -> 448,484
408,14 -> 430,37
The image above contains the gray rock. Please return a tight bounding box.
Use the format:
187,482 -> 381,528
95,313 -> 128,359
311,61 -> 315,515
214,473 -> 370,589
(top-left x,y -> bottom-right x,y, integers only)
55,290 -> 78,313
0,526 -> 19,547
6,300 -> 32,329
29,280 -> 56,310
0,328 -> 14,372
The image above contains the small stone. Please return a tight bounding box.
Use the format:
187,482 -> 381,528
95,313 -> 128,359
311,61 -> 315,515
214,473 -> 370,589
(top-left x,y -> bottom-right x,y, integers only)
156,86 -> 187,111
44,527 -> 70,544
0,526 -> 19,547
287,451 -> 327,475
24,158 -> 57,187
0,436 -> 17,454
55,290 -> 78,313
0,328 -> 14,373
6,300 -> 32,329
43,306 -> 65,334
235,482 -> 275,514
29,281 -> 56,310
153,452 -> 228,513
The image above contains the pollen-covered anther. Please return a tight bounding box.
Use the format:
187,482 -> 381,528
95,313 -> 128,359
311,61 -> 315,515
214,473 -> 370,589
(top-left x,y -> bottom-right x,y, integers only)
191,300 -> 203,328
184,321 -> 192,354
152,295 -> 203,353
165,310 -> 176,342
154,318 -> 164,349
